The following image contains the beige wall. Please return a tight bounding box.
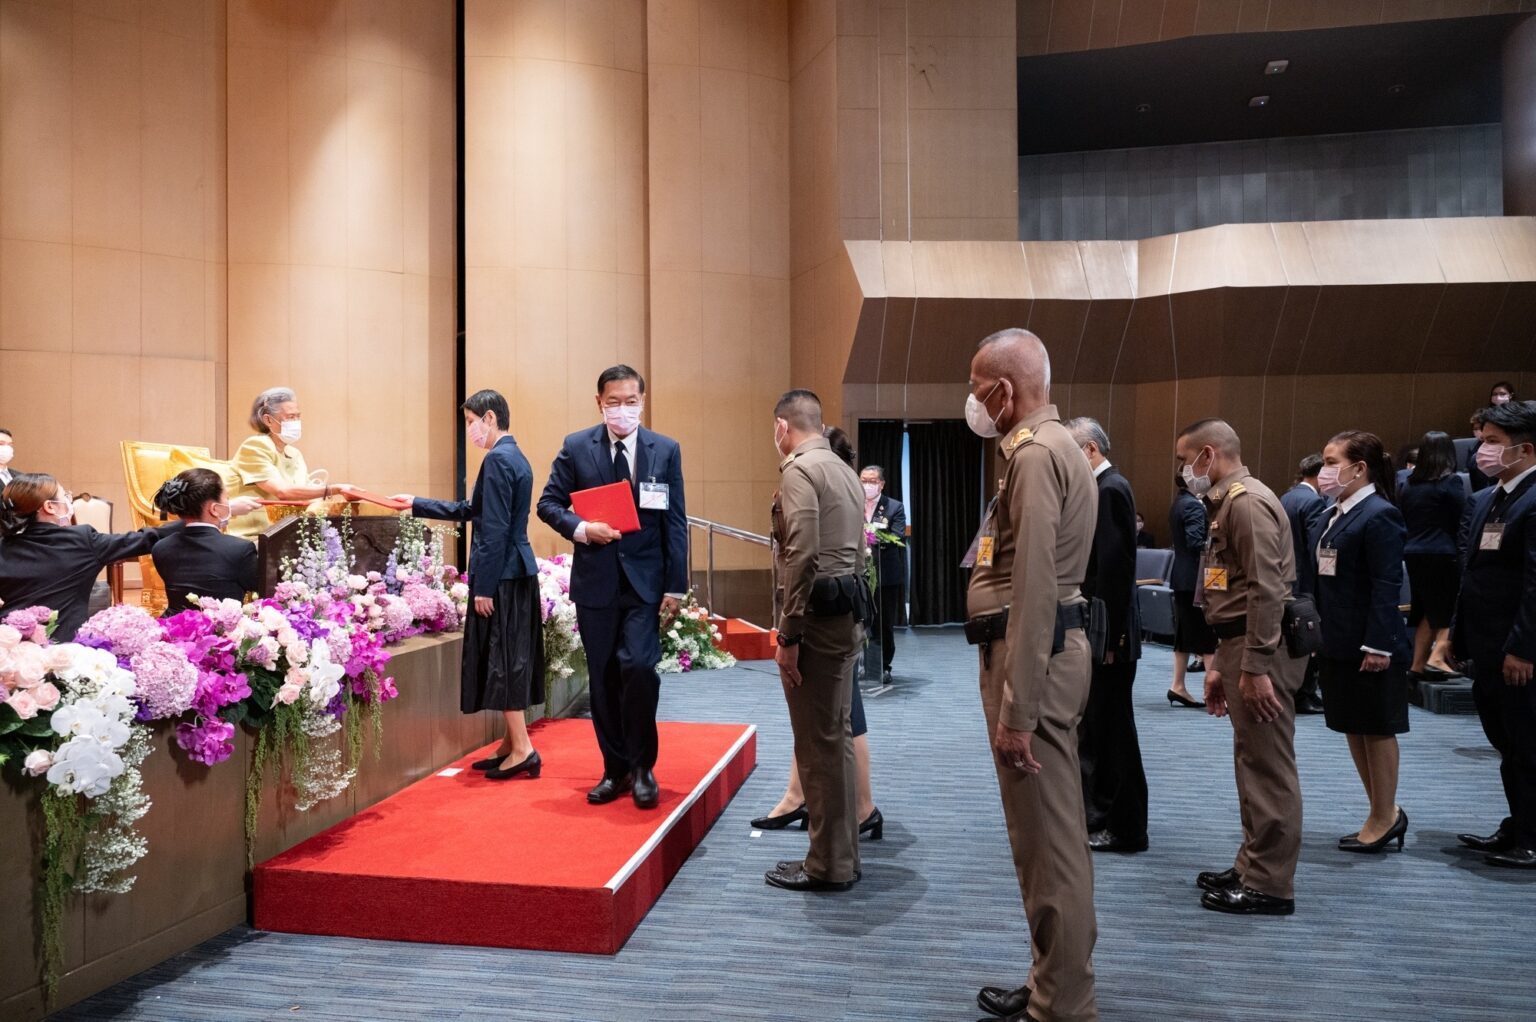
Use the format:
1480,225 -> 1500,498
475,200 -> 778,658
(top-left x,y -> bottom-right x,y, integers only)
226,0 -> 457,504
646,0 -> 790,567
0,0 -> 228,521
463,0 -> 648,556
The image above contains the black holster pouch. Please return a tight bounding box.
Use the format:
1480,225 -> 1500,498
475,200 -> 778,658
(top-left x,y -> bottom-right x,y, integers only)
809,575 -> 871,624
964,608 -> 1009,668
1052,600 -> 1105,661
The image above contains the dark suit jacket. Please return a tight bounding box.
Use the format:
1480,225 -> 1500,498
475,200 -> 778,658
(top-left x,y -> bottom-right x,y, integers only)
1083,465 -> 1141,661
867,493 -> 907,589
1453,471 -> 1536,669
1168,489 -> 1207,593
1308,492 -> 1411,663
152,525 -> 260,612
0,521 -> 181,640
537,425 -> 688,609
1281,482 -> 1329,597
1399,474 -> 1468,557
414,435 -> 538,599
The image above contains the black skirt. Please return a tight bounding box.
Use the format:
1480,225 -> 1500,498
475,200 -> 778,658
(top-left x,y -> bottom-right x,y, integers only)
461,576 -> 545,713
1405,553 -> 1459,629
1172,589 -> 1217,655
1319,657 -> 1410,736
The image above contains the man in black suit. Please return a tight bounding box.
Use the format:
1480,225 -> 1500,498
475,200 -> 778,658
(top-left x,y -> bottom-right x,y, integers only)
1281,454 -> 1329,714
0,428 -> 17,488
1452,399 -> 1536,869
859,465 -> 906,685
1067,417 -> 1148,853
538,365 -> 689,810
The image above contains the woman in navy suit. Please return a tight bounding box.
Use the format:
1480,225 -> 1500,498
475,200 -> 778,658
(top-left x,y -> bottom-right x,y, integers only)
398,389 -> 543,781
1310,431 -> 1413,853
1398,431 -> 1467,677
151,468 -> 263,612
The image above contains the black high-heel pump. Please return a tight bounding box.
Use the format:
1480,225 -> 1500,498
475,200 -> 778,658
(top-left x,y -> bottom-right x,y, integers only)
859,808 -> 884,841
486,750 -> 542,781
1167,690 -> 1205,708
751,805 -> 808,830
1339,808 -> 1408,853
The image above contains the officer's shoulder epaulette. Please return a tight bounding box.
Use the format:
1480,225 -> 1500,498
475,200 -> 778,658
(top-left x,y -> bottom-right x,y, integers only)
1228,482 -> 1247,497
1003,426 -> 1035,454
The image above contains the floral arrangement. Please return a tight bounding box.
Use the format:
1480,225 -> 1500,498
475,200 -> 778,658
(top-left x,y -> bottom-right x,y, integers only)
538,554 -> 585,685
659,592 -> 736,674
863,523 -> 906,592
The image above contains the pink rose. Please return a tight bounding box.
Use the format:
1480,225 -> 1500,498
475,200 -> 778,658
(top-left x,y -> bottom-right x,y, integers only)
7,689 -> 38,719
10,645 -> 46,688
42,645 -> 75,673
32,681 -> 61,712
0,625 -> 21,651
23,749 -> 53,776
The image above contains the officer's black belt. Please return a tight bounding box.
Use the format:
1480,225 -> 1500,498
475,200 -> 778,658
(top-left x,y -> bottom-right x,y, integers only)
1211,617 -> 1247,640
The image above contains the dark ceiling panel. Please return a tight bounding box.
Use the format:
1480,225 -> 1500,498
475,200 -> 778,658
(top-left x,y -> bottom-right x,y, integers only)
1017,15 -> 1518,155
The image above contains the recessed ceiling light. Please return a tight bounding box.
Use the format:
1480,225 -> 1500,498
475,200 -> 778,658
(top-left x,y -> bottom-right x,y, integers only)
1265,59 -> 1289,75
1388,83 -> 1406,95
1249,95 -> 1270,108
1135,102 -> 1152,114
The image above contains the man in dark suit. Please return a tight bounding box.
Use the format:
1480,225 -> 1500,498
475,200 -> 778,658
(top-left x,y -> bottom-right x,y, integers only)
859,465 -> 906,685
1451,399 -> 1536,869
0,428 -> 17,488
537,365 -> 689,810
1281,454 -> 1329,714
1067,417 -> 1148,853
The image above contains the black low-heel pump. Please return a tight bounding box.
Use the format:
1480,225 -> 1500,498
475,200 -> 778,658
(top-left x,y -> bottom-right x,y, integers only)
859,808 -> 884,841
486,750 -> 542,781
1167,690 -> 1205,708
751,805 -> 808,830
1339,808 -> 1408,853
472,749 -> 514,770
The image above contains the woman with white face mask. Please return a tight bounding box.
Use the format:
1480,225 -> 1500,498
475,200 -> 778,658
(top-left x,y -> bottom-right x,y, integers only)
0,473 -> 184,640
150,469 -> 264,612
228,387 -> 353,539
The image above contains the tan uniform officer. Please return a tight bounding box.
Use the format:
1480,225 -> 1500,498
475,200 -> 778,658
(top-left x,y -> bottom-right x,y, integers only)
1174,418 -> 1307,916
966,330 -> 1099,1022
765,389 -> 867,893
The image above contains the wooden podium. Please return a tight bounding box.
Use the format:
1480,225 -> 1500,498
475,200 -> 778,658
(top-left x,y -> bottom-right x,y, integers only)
255,513 -> 414,598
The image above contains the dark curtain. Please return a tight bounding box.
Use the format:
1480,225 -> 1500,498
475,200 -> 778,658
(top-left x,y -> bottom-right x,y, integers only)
856,420 -> 905,501
908,421 -> 984,625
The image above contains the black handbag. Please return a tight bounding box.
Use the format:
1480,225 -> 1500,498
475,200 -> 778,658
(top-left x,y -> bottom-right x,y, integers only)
1281,596 -> 1323,658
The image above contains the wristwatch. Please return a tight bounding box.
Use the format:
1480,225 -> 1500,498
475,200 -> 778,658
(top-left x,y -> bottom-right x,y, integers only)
776,632 -> 802,648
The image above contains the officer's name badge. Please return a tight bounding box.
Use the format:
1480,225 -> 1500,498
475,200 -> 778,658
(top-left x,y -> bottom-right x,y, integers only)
977,535 -> 995,567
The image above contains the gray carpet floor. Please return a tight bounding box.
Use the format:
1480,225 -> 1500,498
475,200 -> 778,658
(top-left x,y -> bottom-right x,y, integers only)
53,628 -> 1535,1022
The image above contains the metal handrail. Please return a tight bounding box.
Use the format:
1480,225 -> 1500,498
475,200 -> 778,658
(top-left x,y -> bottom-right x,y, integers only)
686,516 -> 777,624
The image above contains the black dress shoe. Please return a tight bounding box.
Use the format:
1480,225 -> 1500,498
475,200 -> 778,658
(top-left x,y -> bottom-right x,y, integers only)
632,769 -> 659,809
1167,689 -> 1205,708
763,860 -> 858,892
1187,658 -> 1205,673
1200,884 -> 1294,916
485,750 -> 541,781
587,774 -> 633,804
1486,846 -> 1536,869
976,983 -> 1030,1018
859,808 -> 884,841
471,750 -> 513,770
1196,867 -> 1240,893
1458,828 -> 1515,853
1088,829 -> 1148,853
1295,696 -> 1325,715
751,805 -> 808,830
882,669 -> 893,686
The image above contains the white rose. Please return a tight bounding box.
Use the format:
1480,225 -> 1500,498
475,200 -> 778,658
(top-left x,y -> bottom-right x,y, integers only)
22,748 -> 54,776
285,642 -> 310,666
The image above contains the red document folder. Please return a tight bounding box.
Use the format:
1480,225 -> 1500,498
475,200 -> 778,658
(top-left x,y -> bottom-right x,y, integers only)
570,481 -> 641,534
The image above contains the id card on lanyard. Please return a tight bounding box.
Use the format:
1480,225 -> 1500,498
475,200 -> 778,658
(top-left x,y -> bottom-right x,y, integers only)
1318,547 -> 1339,577
1481,521 -> 1505,551
962,496 -> 1000,569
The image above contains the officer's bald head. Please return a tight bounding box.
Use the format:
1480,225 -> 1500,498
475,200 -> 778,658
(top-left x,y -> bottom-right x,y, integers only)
774,389 -> 823,433
974,329 -> 1052,397
1178,418 -> 1242,458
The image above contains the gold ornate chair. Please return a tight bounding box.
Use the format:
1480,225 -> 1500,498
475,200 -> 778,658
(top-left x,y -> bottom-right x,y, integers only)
121,442 -> 225,615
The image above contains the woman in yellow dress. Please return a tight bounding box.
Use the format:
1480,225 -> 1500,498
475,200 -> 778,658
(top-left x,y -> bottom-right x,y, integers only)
227,387 -> 351,539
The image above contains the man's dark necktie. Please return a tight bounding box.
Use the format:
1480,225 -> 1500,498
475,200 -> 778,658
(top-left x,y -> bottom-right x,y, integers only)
613,439 -> 630,485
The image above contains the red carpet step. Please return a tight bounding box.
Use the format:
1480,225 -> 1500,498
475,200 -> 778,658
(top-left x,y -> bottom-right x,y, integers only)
253,720 -> 756,954
711,616 -> 777,662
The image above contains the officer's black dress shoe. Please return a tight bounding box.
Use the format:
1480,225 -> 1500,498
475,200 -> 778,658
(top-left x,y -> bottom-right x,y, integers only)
1458,828 -> 1515,853
1196,867 -> 1239,893
764,860 -> 858,892
587,774 -> 633,804
1200,884 -> 1294,916
632,769 -> 659,809
1088,829 -> 1148,853
1486,846 -> 1536,869
976,983 -> 1030,1018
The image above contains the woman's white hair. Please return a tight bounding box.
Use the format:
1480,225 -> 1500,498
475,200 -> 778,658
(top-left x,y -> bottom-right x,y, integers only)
249,387 -> 297,433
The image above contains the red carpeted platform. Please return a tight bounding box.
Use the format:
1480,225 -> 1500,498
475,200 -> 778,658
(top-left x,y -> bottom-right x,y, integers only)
253,719 -> 755,954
